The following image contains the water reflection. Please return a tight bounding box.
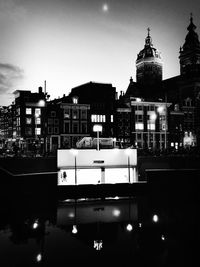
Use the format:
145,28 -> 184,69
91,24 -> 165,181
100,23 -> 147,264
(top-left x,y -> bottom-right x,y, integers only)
0,190 -> 197,266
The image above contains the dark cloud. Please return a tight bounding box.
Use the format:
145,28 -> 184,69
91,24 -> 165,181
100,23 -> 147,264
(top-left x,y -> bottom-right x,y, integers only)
0,63 -> 24,95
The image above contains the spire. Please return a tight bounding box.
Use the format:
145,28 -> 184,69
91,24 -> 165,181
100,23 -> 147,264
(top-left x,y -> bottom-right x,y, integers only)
179,14 -> 200,76
183,14 -> 200,50
145,27 -> 153,47
187,12 -> 197,32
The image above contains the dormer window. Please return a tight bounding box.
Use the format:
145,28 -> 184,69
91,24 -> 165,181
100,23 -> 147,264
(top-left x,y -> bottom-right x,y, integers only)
184,98 -> 192,107
72,96 -> 78,104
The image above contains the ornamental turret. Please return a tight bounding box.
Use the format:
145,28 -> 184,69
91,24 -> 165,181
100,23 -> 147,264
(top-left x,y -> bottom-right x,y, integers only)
136,28 -> 163,86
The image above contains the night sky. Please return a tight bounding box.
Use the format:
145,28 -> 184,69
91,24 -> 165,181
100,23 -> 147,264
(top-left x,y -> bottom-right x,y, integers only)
0,0 -> 199,105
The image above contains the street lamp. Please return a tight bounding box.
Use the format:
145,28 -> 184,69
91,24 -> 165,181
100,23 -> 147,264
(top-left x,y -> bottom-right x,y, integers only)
70,149 -> 78,185
93,124 -> 103,151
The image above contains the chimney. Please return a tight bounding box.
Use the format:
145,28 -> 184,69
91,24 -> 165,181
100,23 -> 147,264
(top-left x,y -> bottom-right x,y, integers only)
38,86 -> 43,94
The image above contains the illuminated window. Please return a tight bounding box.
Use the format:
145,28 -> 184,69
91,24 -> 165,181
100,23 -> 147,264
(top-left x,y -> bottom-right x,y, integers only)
16,117 -> 20,126
148,123 -> 155,130
91,114 -> 106,123
26,118 -> 32,124
35,128 -> 41,135
35,108 -> 41,116
135,123 -> 144,130
64,109 -> 70,119
111,115 -> 113,122
72,109 -> 79,119
35,117 -> 41,124
72,97 -> 78,104
26,108 -> 32,115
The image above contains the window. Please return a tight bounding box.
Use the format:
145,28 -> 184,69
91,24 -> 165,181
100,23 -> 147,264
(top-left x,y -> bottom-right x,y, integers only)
81,122 -> 87,134
81,109 -> 87,120
64,109 -> 70,119
26,108 -> 32,115
135,114 -> 143,122
137,133 -> 142,140
72,122 -> 79,133
48,127 -> 53,134
54,127 -> 59,134
16,117 -> 20,126
111,115 -> 113,122
54,119 -> 59,125
72,109 -> 79,119
135,105 -> 143,111
64,122 -> 70,133
72,97 -> 78,104
91,114 -> 106,123
184,98 -> 192,107
135,123 -> 144,130
48,118 -> 53,125
25,127 -> 32,136
51,111 -> 56,117
35,117 -> 41,124
35,108 -> 41,116
148,123 -> 156,130
26,118 -> 32,124
35,127 -> 41,135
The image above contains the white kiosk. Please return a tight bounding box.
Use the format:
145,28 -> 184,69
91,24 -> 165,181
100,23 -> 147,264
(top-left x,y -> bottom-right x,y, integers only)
57,148 -> 137,186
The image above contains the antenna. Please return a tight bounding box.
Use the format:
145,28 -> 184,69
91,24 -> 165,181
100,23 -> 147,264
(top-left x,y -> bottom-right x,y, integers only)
44,80 -> 46,96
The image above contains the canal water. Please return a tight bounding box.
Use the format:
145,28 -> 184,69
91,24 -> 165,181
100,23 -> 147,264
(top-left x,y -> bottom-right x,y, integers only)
0,170 -> 199,266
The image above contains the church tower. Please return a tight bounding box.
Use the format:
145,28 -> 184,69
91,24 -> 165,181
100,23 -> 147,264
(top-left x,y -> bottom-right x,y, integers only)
136,28 -> 163,86
179,14 -> 200,77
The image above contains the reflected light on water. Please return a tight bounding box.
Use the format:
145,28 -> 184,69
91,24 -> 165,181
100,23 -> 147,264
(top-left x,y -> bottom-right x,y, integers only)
161,234 -> 166,241
36,253 -> 42,262
68,212 -> 75,218
94,240 -> 103,250
152,214 -> 159,223
126,223 -> 133,231
112,209 -> 121,217
72,225 -> 78,234
32,219 -> 39,229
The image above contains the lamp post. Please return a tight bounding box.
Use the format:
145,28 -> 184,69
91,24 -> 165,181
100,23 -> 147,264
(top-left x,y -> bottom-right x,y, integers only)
93,124 -> 103,151
71,149 -> 78,185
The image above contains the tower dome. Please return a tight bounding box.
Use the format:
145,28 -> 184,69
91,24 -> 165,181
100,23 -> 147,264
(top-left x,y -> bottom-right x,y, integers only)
136,28 -> 163,86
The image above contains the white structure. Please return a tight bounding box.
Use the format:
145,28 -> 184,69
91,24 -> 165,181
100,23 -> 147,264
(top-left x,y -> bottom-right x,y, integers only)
57,148 -> 137,185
